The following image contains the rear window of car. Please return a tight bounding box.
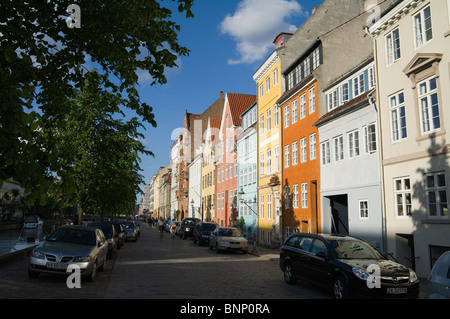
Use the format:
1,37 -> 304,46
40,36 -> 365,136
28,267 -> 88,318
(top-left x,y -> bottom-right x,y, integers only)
202,223 -> 216,231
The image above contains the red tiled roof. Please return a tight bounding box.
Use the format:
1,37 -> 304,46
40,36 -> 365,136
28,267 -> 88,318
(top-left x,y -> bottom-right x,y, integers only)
209,116 -> 221,129
226,93 -> 256,126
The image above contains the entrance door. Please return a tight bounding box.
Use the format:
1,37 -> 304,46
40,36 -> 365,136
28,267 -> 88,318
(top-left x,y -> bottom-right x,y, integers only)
329,195 -> 349,235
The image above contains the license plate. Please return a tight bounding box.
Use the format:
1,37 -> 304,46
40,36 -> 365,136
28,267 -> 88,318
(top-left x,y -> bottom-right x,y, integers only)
387,287 -> 407,294
46,262 -> 67,270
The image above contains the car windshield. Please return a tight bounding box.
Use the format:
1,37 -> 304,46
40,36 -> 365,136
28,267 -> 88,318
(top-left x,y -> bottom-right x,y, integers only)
90,224 -> 112,237
46,228 -> 96,246
183,219 -> 196,225
219,229 -> 242,237
122,222 -> 135,229
203,224 -> 216,231
330,239 -> 385,259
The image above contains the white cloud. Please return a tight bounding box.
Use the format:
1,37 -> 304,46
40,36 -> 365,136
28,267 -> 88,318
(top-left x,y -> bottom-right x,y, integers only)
219,0 -> 306,65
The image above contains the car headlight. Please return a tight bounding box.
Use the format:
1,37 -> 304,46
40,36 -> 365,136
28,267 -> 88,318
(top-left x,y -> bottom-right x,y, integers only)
31,250 -> 45,259
73,256 -> 92,262
352,267 -> 371,281
409,269 -> 418,283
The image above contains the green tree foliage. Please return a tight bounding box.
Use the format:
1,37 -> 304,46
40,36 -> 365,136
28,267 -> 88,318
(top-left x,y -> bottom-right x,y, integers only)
0,0 -> 194,204
54,70 -> 152,223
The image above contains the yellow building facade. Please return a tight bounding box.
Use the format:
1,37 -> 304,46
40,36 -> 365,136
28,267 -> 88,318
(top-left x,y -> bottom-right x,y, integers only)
253,50 -> 283,246
201,117 -> 221,222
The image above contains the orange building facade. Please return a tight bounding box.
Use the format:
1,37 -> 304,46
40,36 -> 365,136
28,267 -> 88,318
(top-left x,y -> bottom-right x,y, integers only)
280,79 -> 320,235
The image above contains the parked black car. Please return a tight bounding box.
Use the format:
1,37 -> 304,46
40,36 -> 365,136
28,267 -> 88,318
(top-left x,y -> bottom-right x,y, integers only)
112,222 -> 125,249
179,218 -> 200,239
88,222 -> 118,259
279,233 -> 420,299
193,222 -> 217,246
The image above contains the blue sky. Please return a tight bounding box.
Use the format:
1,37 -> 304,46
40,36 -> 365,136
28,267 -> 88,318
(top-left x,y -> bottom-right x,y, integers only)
135,0 -> 321,202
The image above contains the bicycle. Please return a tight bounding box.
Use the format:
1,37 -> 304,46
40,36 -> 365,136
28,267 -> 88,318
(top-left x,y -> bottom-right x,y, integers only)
170,225 -> 176,239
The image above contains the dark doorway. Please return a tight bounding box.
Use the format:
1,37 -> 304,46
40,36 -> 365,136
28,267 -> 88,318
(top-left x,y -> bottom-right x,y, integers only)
329,195 -> 349,235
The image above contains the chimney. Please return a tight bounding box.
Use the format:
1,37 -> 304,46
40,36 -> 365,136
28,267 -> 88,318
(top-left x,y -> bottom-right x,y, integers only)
219,91 -> 224,100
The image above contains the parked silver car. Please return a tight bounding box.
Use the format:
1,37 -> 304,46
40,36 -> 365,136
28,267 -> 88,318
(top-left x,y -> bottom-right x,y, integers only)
28,225 -> 109,281
209,227 -> 248,254
426,251 -> 450,299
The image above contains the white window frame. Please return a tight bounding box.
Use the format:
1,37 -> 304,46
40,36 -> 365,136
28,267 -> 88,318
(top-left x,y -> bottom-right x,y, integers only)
425,172 -> 448,218
260,114 -> 264,135
359,200 -> 369,219
309,133 -> 316,160
333,135 -> 344,162
386,28 -> 401,65
292,100 -> 298,124
266,109 -> 271,132
284,145 -> 290,168
267,149 -> 272,175
260,195 -> 264,219
418,76 -> 440,135
274,145 -> 280,173
394,177 -> 412,218
284,105 -> 289,128
364,123 -> 377,154
273,69 -> 278,86
300,137 -> 307,163
259,83 -> 264,98
348,130 -> 360,159
266,76 -> 271,93
260,153 -> 264,177
413,5 -> 433,48
389,91 -> 407,142
267,194 -> 272,219
293,184 -> 299,209
292,141 -> 298,166
321,141 -> 330,165
301,183 -> 308,208
300,94 -> 306,119
309,87 -> 316,114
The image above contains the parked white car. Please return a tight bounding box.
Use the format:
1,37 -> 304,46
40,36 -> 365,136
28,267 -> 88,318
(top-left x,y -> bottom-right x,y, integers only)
426,251 -> 450,299
209,227 -> 248,254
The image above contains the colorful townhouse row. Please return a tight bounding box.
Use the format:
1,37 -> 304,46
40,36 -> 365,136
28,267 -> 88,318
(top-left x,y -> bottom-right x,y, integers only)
143,0 -> 450,278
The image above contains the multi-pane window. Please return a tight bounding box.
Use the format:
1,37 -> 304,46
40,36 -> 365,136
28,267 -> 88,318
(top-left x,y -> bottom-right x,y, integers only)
292,141 -> 298,166
414,6 -> 433,48
267,149 -> 272,175
292,100 -> 298,124
426,173 -> 448,217
341,83 -> 349,104
312,48 -> 320,70
266,76 -> 271,93
333,135 -> 344,162
284,145 -> 290,168
284,105 -> 289,128
300,94 -> 306,119
359,200 -> 369,219
273,69 -> 278,86
301,183 -> 308,208
348,130 -> 360,158
267,194 -> 272,219
293,184 -> 299,208
328,90 -> 338,111
309,133 -> 316,160
260,114 -> 264,135
321,141 -> 330,165
394,177 -> 412,217
418,77 -> 440,134
390,92 -> 407,141
354,73 -> 365,97
260,195 -> 264,219
364,123 -> 377,153
304,57 -> 311,76
253,164 -> 257,182
274,104 -> 279,127
260,153 -> 264,177
259,83 -> 263,98
300,138 -> 307,163
274,145 -> 279,172
386,28 -> 401,65
266,109 -> 271,132
309,87 -> 316,114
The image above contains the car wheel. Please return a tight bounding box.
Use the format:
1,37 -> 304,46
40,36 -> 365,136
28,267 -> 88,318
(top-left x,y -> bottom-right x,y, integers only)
28,269 -> 40,279
333,276 -> 349,299
283,263 -> 297,284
